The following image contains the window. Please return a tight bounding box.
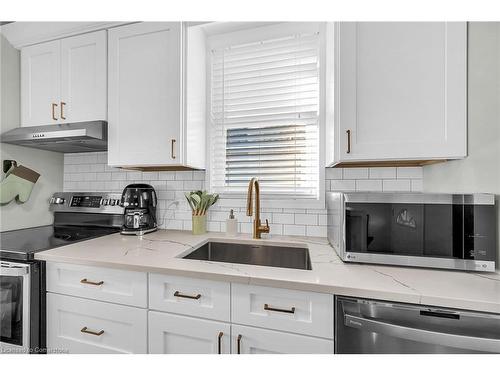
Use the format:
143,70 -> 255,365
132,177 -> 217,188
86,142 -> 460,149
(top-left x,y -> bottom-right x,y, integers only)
208,23 -> 323,202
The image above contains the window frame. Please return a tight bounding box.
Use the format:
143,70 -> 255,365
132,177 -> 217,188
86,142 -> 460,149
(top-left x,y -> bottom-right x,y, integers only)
205,22 -> 327,209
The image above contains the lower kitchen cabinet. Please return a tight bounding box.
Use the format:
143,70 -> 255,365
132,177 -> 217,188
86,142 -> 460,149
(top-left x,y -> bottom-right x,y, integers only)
148,311 -> 230,354
47,293 -> 147,354
232,324 -> 334,354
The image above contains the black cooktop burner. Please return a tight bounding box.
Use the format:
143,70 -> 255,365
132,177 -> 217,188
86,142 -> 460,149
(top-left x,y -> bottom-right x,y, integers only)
0,225 -> 119,261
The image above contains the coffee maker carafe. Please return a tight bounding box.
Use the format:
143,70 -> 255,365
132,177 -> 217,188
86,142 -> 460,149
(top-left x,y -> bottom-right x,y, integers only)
120,184 -> 158,235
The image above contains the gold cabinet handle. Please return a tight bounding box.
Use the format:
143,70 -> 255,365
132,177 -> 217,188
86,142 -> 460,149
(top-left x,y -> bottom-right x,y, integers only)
174,291 -> 201,300
237,334 -> 242,354
218,331 -> 223,354
264,303 -> 296,314
60,101 -> 66,120
80,278 -> 104,286
346,129 -> 351,154
80,326 -> 104,336
171,139 -> 176,159
51,103 -> 58,121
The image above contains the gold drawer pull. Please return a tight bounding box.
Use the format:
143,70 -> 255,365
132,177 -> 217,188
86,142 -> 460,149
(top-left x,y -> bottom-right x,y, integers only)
80,278 -> 104,286
60,101 -> 66,120
346,129 -> 351,154
218,331 -> 223,354
51,103 -> 58,121
171,139 -> 176,159
237,334 -> 242,354
174,291 -> 201,300
81,326 -> 104,336
264,303 -> 296,314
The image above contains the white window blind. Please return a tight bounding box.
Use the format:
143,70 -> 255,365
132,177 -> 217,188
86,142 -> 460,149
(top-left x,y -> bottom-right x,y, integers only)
209,29 -> 321,199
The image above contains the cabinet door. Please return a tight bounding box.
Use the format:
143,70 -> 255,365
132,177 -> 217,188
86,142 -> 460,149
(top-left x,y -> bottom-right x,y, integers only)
21,40 -> 61,126
108,22 -> 182,167
232,324 -> 334,354
335,22 -> 466,163
61,30 -> 107,122
47,293 -> 147,354
149,311 -> 230,354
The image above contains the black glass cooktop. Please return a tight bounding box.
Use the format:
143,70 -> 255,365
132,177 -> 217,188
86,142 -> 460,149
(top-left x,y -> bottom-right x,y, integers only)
0,225 -> 119,260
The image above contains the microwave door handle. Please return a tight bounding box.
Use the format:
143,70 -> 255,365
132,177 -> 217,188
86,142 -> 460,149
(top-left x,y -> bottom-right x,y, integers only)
344,313 -> 500,353
0,266 -> 29,276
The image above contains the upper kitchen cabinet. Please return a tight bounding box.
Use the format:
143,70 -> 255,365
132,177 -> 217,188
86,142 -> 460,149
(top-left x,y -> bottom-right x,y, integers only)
328,22 -> 467,167
21,30 -> 107,127
21,40 -> 61,127
107,22 -> 206,170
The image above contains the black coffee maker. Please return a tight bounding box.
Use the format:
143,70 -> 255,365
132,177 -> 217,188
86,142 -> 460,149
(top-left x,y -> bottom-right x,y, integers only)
120,184 -> 158,235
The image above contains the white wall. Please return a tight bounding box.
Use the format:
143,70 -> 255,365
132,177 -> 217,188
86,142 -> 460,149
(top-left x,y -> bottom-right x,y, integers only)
423,22 -> 500,266
0,34 -> 64,231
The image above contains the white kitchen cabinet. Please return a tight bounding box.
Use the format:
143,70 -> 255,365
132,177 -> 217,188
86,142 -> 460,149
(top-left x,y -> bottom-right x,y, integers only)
107,22 -> 205,170
330,22 -> 467,167
20,30 -> 107,127
232,324 -> 334,354
60,31 -> 107,122
232,283 -> 334,339
21,40 -> 61,127
47,293 -> 147,354
149,273 -> 231,321
149,311 -> 230,354
46,262 -> 148,308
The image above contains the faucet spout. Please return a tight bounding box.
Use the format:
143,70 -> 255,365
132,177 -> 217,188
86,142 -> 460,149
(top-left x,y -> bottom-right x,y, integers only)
246,177 -> 270,239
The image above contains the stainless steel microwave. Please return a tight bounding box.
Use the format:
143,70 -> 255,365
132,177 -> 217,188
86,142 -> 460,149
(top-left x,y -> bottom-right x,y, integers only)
326,192 -> 496,272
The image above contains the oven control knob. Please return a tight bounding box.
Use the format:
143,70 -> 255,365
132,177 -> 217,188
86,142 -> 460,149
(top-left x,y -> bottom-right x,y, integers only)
110,199 -> 116,206
54,197 -> 65,204
102,199 -> 109,205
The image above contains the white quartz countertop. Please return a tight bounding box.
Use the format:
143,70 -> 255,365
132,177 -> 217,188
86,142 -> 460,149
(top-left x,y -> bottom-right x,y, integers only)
35,230 -> 500,314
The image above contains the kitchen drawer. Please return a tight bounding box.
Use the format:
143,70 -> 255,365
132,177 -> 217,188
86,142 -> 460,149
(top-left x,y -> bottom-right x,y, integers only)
47,293 -> 147,354
149,274 -> 230,321
46,262 -> 147,307
149,311 -> 230,354
232,284 -> 334,339
232,324 -> 334,354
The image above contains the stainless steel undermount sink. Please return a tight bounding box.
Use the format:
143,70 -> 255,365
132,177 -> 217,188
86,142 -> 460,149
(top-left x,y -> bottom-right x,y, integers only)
182,241 -> 312,270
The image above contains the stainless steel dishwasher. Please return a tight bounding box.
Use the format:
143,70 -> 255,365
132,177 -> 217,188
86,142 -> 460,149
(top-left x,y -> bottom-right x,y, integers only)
335,296 -> 500,353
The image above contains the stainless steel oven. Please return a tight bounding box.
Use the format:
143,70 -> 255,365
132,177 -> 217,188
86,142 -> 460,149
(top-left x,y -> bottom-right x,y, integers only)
327,192 -> 496,272
0,260 -> 43,353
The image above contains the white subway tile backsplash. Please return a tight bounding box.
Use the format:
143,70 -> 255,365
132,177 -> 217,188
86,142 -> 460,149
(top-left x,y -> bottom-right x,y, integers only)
283,224 -> 306,236
343,168 -> 369,179
369,167 -> 396,179
272,213 -> 294,224
331,179 -> 356,191
325,168 -> 342,179
356,179 -> 383,191
295,213 -> 318,225
411,179 -> 424,192
383,179 -> 411,191
306,225 -> 327,237
63,152 -> 423,239
397,167 -> 423,179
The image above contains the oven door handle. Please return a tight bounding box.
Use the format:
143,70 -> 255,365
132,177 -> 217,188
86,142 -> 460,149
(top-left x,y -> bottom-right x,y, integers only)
344,313 -> 500,353
0,265 -> 29,276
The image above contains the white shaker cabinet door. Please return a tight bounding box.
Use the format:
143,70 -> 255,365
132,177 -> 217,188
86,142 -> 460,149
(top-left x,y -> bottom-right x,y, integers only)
334,22 -> 467,164
232,324 -> 334,354
47,293 -> 147,354
61,30 -> 107,122
21,40 -> 61,127
107,22 -> 182,167
148,311 -> 230,354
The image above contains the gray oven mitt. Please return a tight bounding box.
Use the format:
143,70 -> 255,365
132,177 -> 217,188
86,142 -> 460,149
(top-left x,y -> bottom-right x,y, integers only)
0,165 -> 41,204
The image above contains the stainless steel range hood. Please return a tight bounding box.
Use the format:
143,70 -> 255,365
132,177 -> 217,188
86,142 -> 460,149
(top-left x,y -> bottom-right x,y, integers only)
0,121 -> 108,153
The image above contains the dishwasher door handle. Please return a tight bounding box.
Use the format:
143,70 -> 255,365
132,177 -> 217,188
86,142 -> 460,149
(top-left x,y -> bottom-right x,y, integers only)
344,313 -> 500,353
